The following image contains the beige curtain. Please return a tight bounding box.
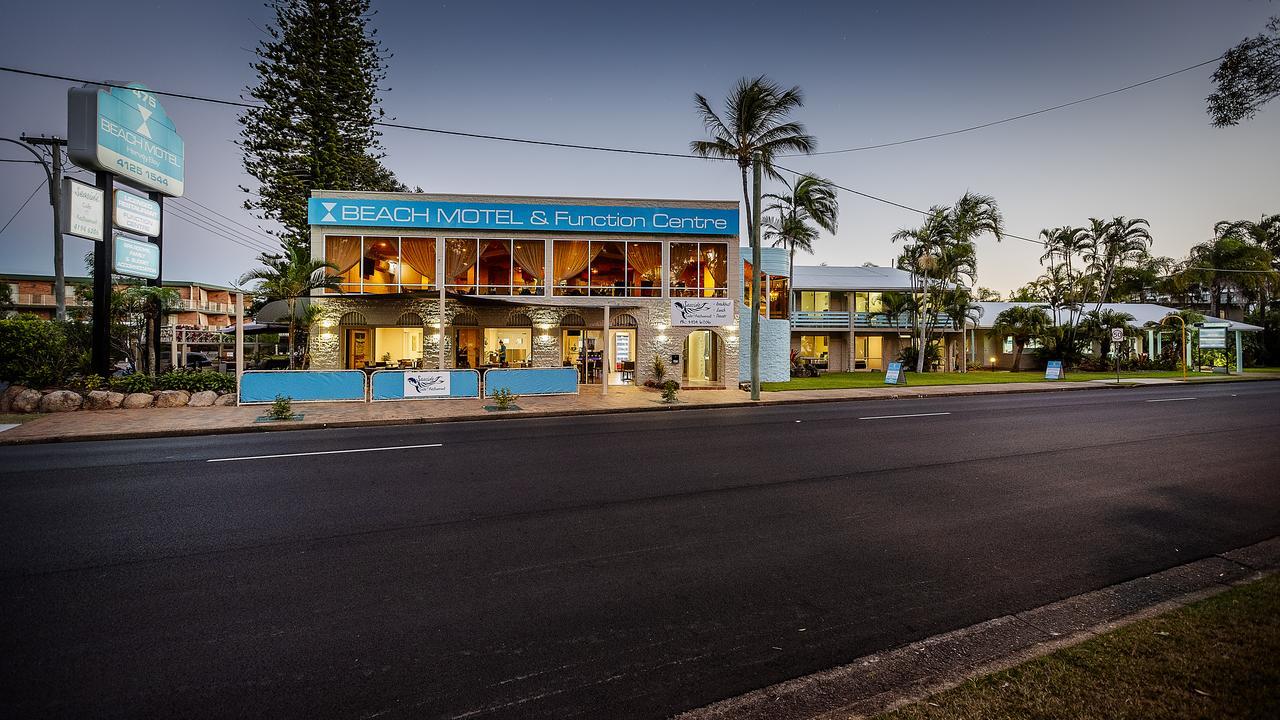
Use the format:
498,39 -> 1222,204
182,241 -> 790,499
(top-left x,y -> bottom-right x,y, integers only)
553,240 -> 599,282
627,242 -> 663,282
400,238 -> 436,282
445,239 -> 477,283
325,236 -> 362,275
512,240 -> 545,280
669,243 -> 699,286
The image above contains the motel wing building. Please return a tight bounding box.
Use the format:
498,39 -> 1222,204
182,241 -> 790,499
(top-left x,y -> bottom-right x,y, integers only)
306,191 -> 745,388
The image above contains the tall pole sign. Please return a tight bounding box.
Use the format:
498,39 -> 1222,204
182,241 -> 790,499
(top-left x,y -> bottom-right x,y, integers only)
68,82 -> 183,375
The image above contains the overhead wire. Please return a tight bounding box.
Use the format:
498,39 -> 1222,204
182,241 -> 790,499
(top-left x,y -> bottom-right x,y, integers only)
0,177 -> 47,236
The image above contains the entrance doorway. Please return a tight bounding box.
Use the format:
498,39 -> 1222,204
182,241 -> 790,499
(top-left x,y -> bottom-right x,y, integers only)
607,328 -> 637,385
562,329 -> 603,383
455,328 -> 481,368
345,327 -> 371,368
855,335 -> 884,371
683,330 -> 722,386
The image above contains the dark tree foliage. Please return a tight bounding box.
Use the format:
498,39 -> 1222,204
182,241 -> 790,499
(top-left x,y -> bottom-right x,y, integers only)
1207,16 -> 1280,126
239,0 -> 408,253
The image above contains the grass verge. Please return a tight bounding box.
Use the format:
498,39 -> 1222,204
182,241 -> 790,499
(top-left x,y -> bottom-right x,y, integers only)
880,573 -> 1280,720
0,413 -> 46,425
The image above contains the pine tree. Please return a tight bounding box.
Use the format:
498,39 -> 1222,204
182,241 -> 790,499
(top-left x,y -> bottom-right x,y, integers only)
239,0 -> 407,253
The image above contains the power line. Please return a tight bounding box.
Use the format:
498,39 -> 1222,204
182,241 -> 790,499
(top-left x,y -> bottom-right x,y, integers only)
175,195 -> 273,239
169,197 -> 278,252
165,204 -> 278,255
795,56 -> 1223,156
0,177 -> 47,236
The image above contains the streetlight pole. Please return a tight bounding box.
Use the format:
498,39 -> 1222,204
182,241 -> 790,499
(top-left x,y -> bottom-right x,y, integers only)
3,137 -> 65,319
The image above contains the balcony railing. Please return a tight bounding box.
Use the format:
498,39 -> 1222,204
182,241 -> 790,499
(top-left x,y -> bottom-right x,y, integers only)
791,311 -> 957,330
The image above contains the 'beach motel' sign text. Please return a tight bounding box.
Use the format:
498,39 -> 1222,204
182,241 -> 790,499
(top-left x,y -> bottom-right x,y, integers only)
69,83 -> 185,197
309,198 -> 737,236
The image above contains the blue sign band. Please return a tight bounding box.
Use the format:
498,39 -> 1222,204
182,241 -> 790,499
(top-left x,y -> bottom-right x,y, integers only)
370,370 -> 481,400
309,198 -> 738,236
483,367 -> 579,396
239,371 -> 367,403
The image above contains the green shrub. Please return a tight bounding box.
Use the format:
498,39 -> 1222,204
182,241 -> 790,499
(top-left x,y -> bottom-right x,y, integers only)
268,394 -> 294,420
897,342 -> 942,371
661,379 -> 680,404
156,369 -> 235,394
491,387 -> 519,410
651,354 -> 667,383
109,373 -> 154,394
0,315 -> 75,387
67,374 -> 108,392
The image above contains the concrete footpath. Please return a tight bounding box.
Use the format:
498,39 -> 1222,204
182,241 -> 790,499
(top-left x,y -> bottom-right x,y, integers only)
678,536 -> 1280,720
0,374 -> 1270,445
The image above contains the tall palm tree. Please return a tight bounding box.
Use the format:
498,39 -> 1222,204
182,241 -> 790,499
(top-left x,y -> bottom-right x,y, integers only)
1180,234 -> 1277,317
992,305 -> 1049,372
764,172 -> 839,278
238,245 -> 341,369
1085,217 -> 1152,313
941,288 -> 983,372
691,76 -> 815,399
762,213 -> 817,277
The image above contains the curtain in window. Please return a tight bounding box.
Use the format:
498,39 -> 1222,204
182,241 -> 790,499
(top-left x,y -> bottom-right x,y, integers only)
512,241 -> 545,280
668,243 -> 699,286
553,240 -> 599,281
400,238 -> 436,281
325,236 -> 362,275
627,243 -> 663,283
445,239 -> 477,282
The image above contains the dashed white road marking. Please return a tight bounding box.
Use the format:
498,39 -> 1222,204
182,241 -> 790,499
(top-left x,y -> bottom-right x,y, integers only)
858,412 -> 951,421
1144,397 -> 1198,403
207,443 -> 442,463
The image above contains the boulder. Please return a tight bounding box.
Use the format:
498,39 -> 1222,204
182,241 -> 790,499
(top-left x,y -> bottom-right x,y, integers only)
84,390 -> 125,410
213,393 -> 238,406
153,390 -> 191,408
1,384 -> 27,412
121,392 -> 154,409
38,390 -> 84,413
11,388 -> 43,413
188,390 -> 218,407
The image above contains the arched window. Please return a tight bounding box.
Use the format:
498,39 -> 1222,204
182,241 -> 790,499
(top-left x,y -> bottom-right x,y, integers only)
396,311 -> 424,327
451,311 -> 479,327
610,313 -> 638,328
339,311 -> 368,326
560,312 -> 586,327
506,312 -> 533,327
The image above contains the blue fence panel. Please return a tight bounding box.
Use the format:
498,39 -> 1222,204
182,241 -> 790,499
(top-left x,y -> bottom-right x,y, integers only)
483,367 -> 579,397
239,370 -> 367,404
370,369 -> 481,401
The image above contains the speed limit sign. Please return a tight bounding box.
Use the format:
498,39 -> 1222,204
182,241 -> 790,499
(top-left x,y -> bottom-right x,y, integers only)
1111,327 -> 1125,343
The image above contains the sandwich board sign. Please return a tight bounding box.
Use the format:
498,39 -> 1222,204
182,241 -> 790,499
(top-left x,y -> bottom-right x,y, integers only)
1045,360 -> 1063,380
59,178 -> 104,241
68,82 -> 184,197
884,361 -> 906,385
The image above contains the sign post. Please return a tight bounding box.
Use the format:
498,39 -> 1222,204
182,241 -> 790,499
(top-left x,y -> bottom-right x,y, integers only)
1111,327 -> 1125,384
69,82 -> 183,375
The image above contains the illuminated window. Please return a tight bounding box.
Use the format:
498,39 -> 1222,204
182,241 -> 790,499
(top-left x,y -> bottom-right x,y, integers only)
445,238 -> 478,294
671,241 -> 727,297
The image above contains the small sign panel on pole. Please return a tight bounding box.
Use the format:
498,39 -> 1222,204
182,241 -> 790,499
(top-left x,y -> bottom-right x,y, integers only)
1045,360 -> 1063,380
112,234 -> 160,279
884,361 -> 906,385
60,178 -> 104,241
1198,326 -> 1228,350
1110,327 -> 1125,343
113,189 -> 161,236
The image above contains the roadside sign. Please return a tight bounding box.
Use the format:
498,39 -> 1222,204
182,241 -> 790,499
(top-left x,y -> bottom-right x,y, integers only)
1045,360 -> 1063,380
1199,326 -> 1228,349
68,82 -> 185,197
59,177 -> 104,241
885,362 -> 906,385
112,234 -> 160,279
1110,327 -> 1125,343
113,189 -> 161,236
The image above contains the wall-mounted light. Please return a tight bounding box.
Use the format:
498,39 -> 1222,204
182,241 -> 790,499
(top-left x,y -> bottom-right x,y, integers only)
538,334 -> 552,342
432,333 -> 442,342
320,318 -> 334,328
656,323 -> 667,332
537,323 -> 553,331
656,335 -> 668,343
727,335 -> 738,342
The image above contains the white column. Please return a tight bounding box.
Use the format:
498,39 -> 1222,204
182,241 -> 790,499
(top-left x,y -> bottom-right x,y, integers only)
602,304 -> 610,396
169,325 -> 178,373
235,293 -> 244,393
437,238 -> 446,370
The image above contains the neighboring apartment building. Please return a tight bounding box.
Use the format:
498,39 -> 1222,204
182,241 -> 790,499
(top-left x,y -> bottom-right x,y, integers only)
0,273 -> 244,329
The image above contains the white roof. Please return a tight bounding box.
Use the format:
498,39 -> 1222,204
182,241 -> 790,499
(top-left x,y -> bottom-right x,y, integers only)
791,265 -> 921,291
973,301 -> 1262,332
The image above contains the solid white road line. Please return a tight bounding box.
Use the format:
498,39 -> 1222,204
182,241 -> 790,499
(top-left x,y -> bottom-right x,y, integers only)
206,443 -> 443,463
858,412 -> 951,421
1144,397 -> 1198,403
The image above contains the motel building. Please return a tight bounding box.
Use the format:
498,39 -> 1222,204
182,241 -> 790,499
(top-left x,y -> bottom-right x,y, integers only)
303,191 -> 748,389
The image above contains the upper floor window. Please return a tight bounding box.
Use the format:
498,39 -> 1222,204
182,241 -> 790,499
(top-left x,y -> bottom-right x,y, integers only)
670,242 -> 727,298
324,235 -> 436,294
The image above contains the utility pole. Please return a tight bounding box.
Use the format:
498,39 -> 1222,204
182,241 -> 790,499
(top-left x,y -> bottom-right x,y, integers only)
21,136 -> 68,320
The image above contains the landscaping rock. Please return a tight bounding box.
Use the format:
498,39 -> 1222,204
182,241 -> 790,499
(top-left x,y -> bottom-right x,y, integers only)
188,390 -> 218,407
213,393 -> 238,406
1,384 -> 27,412
11,388 -> 43,413
38,390 -> 84,413
153,390 -> 191,408
84,390 -> 125,410
121,392 -> 154,409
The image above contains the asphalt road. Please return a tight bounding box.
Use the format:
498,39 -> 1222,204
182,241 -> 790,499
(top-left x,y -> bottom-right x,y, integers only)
2,381 -> 1279,719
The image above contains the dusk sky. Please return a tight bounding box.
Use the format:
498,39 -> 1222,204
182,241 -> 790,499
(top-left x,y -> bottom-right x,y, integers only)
1,0 -> 1277,294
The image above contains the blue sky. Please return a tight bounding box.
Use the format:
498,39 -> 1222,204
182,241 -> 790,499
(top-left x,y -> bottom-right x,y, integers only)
1,0 -> 1277,293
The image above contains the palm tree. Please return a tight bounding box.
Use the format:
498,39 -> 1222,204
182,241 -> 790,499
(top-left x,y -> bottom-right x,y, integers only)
941,288 -> 983,372
1180,234 -> 1277,317
122,285 -> 181,376
992,305 -> 1049,372
1085,217 -> 1152,313
238,245 -> 340,369
1080,309 -> 1136,359
691,76 -> 815,399
764,173 -> 839,278
762,213 -> 817,277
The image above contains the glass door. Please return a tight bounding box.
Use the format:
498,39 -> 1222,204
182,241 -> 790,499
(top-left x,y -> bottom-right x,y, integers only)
607,329 -> 637,385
